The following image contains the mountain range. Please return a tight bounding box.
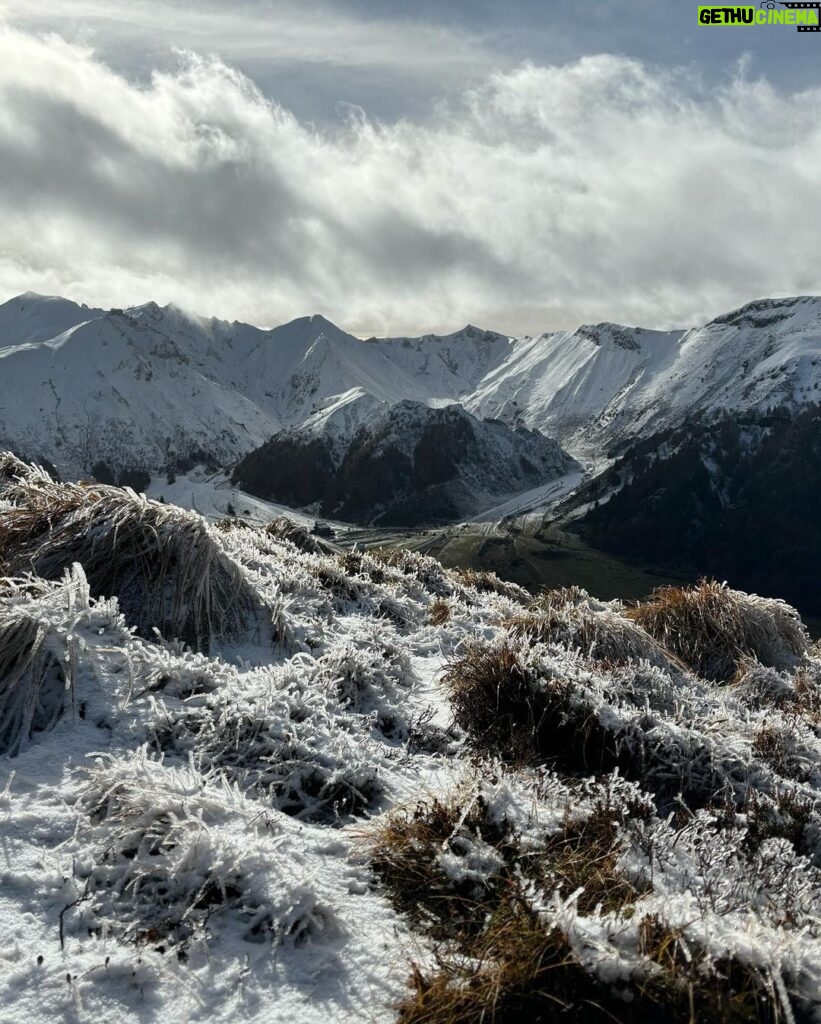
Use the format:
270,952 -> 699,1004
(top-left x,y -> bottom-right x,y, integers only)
2,290 -> 821,533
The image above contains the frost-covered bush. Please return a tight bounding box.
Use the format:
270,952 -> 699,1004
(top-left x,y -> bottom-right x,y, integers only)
0,601 -> 66,755
628,580 -> 809,682
147,660 -> 387,822
0,477 -> 270,649
316,635 -> 414,738
444,636 -> 821,815
72,752 -> 334,950
369,547 -> 459,597
376,770 -> 818,1024
0,451 -> 55,500
508,586 -> 676,669
0,566 -> 123,754
449,567 -> 529,602
264,515 -> 334,554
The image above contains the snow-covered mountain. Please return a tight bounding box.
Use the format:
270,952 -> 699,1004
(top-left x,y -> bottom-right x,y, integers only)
233,398 -> 578,525
468,296 -> 821,455
1,291 -> 820,485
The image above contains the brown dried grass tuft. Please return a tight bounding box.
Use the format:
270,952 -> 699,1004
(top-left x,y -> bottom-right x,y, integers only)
628,580 -> 808,682
264,516 -> 334,554
507,586 -> 674,668
427,599 -> 451,626
444,640 -> 615,770
0,479 -> 267,650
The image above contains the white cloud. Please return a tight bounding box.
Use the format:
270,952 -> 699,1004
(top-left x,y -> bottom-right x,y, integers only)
3,1 -> 492,77
0,23 -> 819,336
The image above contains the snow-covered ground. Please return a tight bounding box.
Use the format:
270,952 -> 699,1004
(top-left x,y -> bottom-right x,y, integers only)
0,463 -> 529,1023
145,469 -> 320,528
466,469 -> 585,525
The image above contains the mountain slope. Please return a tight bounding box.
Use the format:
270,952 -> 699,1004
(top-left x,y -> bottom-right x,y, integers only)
567,404 -> 821,614
233,400 -> 579,525
466,322 -> 683,450
0,302 -> 281,474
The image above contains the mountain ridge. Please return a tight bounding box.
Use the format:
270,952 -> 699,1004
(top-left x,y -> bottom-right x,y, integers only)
1,291 -> 820,507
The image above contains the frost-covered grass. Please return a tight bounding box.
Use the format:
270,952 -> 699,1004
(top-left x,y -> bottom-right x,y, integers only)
628,579 -> 809,682
0,458 -> 268,650
1,464 -> 821,1022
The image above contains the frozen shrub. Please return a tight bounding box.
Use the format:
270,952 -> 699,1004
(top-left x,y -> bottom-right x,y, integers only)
310,559 -> 361,603
0,452 -> 57,501
369,547 -> 456,596
378,771 -> 794,1024
149,665 -> 385,822
444,638 -> 821,813
376,594 -> 414,628
317,639 -> 412,738
0,567 -> 106,755
507,586 -> 675,668
212,516 -> 254,533
369,782 -> 525,938
0,602 -> 66,755
73,753 -> 333,950
264,516 -> 333,554
0,478 -> 269,650
449,567 -> 528,602
444,639 -> 615,769
628,580 -> 809,682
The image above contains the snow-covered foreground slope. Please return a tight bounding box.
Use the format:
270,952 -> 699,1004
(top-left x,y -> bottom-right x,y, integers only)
0,463 -> 527,1024
3,459 -> 821,1020
1,293 -> 820,480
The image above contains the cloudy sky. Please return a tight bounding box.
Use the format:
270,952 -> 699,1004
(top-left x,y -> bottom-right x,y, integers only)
1,0 -> 820,335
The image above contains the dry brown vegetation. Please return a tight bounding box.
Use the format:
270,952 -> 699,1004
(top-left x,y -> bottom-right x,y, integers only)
627,579 -> 808,682
264,515 -> 333,554
507,586 -> 674,668
369,791 -> 519,939
449,567 -> 528,601
0,477 -> 266,649
0,602 -> 66,755
443,640 -> 615,770
399,905 -> 782,1024
371,779 -> 785,1024
427,599 -> 451,626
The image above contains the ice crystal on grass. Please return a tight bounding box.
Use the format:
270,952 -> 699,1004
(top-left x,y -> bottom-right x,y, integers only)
73,752 -> 334,951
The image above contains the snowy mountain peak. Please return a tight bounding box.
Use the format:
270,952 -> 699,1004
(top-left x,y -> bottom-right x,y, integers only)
573,322 -> 644,351
0,292 -> 104,349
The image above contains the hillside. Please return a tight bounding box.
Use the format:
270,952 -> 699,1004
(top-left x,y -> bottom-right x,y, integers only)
469,296 -> 821,455
568,405 -> 821,614
1,457 -> 821,1022
233,398 -> 579,525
